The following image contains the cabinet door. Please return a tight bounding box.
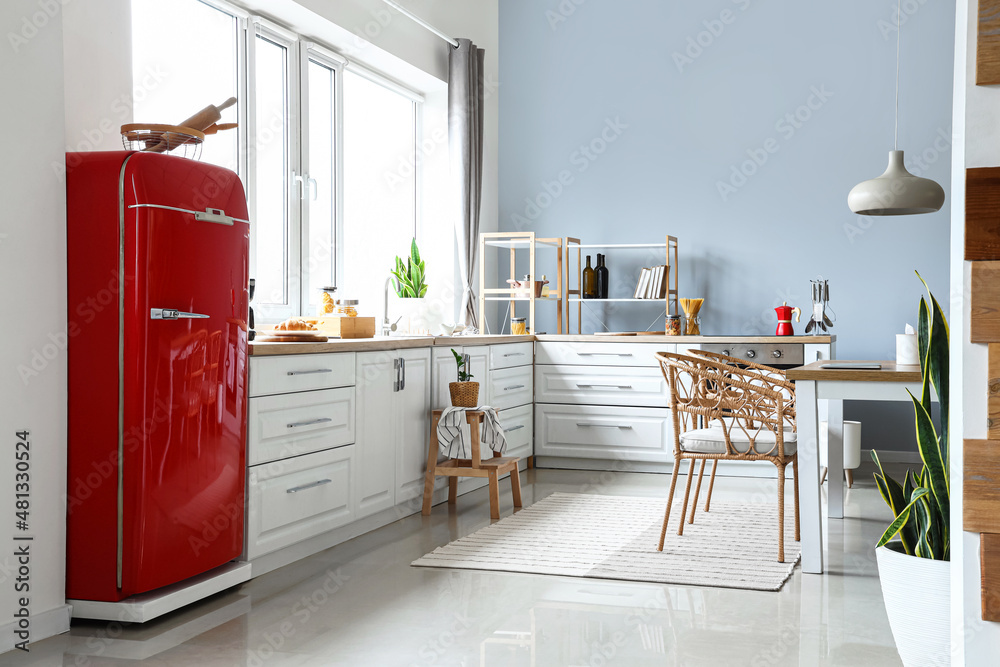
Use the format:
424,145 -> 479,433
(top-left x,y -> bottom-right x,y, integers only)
354,351 -> 397,518
466,346 -> 490,391
431,346 -> 458,410
395,348 -> 433,506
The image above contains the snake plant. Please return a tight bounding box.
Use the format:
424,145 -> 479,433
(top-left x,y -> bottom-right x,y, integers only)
390,237 -> 428,299
872,272 -> 950,560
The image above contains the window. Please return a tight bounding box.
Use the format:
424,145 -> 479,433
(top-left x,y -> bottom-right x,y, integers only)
131,1 -> 421,322
342,69 -> 419,319
131,0 -> 240,173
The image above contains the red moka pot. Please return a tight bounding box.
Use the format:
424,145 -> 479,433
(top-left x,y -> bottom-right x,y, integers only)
774,302 -> 801,336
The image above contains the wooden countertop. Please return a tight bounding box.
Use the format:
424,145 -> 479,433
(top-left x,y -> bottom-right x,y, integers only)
250,333 -> 836,356
785,360 -> 922,383
537,334 -> 836,344
249,334 -> 530,356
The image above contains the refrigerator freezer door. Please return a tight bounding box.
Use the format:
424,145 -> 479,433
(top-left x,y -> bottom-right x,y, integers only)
120,154 -> 250,597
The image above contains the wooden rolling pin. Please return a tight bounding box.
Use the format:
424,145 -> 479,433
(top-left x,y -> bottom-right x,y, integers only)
179,97 -> 237,132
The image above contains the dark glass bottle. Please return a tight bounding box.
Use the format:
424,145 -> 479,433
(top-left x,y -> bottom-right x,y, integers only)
596,254 -> 609,299
582,255 -> 597,299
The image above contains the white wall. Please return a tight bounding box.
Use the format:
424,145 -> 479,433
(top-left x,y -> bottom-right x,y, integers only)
956,0 -> 1000,661
0,0 -> 71,650
62,0 -> 133,152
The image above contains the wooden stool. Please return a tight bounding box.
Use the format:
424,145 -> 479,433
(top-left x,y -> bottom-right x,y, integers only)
422,409 -> 522,520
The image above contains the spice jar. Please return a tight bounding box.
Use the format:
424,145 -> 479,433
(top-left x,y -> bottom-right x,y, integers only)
511,317 -> 527,335
335,299 -> 358,317
665,315 -> 682,336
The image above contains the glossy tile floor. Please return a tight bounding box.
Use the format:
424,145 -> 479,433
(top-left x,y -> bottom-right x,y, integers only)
2,469 -> 902,666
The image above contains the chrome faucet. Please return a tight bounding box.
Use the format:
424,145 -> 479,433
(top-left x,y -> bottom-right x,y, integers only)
383,277 -> 399,336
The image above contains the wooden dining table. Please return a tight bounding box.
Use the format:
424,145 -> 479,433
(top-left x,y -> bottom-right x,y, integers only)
785,360 -> 926,574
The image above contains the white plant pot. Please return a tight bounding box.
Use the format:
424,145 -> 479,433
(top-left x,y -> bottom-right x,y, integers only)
391,295 -> 427,334
875,542 -> 951,666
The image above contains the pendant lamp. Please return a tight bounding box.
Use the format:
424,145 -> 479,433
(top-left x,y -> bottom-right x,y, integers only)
847,0 -> 945,216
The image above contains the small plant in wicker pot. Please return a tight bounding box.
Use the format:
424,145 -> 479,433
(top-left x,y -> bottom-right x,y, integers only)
449,349 -> 478,408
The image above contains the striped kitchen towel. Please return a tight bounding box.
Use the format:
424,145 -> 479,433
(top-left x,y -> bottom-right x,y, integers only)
437,406 -> 508,460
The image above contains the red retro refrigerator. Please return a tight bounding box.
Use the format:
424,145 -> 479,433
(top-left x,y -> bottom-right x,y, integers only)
66,151 -> 250,602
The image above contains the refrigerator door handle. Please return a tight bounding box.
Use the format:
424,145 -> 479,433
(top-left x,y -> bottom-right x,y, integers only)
150,308 -> 210,320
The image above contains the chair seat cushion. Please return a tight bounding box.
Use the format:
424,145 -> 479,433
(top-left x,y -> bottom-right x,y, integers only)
680,426 -> 797,456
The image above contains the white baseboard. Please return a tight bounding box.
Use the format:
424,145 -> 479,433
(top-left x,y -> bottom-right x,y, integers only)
0,603 -> 71,653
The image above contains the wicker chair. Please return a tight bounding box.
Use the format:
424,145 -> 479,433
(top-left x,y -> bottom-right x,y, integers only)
677,348 -> 796,514
655,351 -> 800,562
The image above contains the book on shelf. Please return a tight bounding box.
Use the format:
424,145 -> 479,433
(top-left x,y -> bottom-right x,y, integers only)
633,264 -> 668,299
633,268 -> 650,299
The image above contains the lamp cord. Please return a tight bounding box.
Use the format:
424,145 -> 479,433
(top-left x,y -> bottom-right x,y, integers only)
894,0 -> 900,151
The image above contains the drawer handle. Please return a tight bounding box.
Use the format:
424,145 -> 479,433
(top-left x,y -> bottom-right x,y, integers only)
286,478 -> 332,494
287,417 -> 333,428
287,369 -> 333,376
577,422 -> 634,430
576,383 -> 633,390
576,352 -> 633,357
504,384 -> 526,391
503,352 -> 525,357
504,424 -> 525,432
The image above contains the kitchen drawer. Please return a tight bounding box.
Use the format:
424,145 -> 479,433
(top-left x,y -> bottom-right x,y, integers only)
488,365 -> 533,410
248,387 -> 355,466
535,342 -> 671,368
490,342 -> 533,369
249,353 -> 356,397
497,404 -> 532,459
246,445 -> 355,560
534,404 -> 672,462
535,365 -> 667,408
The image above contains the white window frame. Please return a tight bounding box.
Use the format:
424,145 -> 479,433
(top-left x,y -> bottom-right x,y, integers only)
299,42 -> 346,315
248,16 -> 299,321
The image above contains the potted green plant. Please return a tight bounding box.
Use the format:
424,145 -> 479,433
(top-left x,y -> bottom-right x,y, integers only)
871,272 -> 950,667
390,237 -> 428,299
449,349 -> 478,408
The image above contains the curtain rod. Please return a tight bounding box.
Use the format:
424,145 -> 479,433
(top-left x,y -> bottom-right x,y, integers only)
382,0 -> 459,48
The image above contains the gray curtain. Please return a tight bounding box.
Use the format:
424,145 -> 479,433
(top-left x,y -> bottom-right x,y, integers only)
449,38 -> 485,327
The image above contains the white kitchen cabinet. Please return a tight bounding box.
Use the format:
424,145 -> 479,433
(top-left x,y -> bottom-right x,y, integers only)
432,345 -> 488,409
246,445 -> 356,560
487,365 -> 534,410
534,364 -> 666,408
247,387 -> 355,466
490,342 -> 533,369
249,352 -> 356,397
394,348 -> 433,505
498,404 -> 532,461
535,341 -> 666,367
355,348 -> 434,516
354,351 -> 398,518
534,403 -> 672,462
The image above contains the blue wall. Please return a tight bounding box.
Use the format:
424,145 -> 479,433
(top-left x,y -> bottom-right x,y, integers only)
499,0 -> 954,451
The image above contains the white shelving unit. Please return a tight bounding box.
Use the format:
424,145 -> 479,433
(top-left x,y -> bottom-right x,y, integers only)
564,236 -> 679,335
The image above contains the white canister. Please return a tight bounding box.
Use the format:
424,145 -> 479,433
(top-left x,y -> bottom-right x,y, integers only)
895,333 -> 919,366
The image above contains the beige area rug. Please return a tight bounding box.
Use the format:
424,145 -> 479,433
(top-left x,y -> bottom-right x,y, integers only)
412,493 -> 800,591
